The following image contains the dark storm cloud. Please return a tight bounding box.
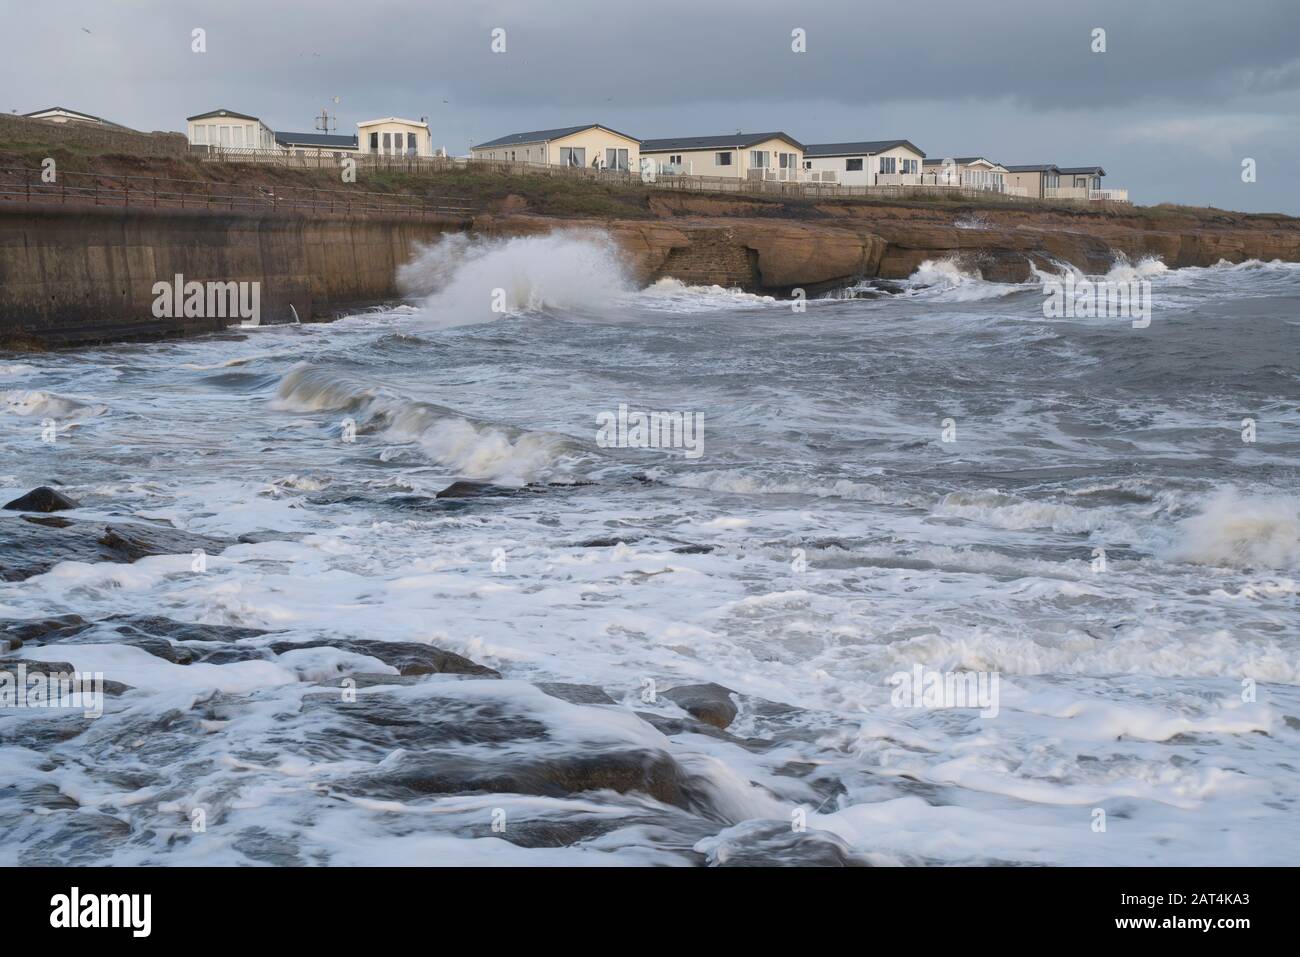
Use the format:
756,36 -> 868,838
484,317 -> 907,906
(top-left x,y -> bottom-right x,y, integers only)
3,0 -> 1298,211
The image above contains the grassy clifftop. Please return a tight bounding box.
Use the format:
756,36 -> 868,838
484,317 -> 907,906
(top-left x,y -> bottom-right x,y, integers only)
3,131 -> 1298,229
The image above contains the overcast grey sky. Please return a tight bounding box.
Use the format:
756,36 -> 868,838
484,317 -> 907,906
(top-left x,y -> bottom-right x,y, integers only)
4,0 -> 1298,212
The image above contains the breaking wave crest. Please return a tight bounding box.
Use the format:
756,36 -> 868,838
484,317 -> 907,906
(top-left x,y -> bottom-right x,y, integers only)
1165,491 -> 1300,569
902,258 -> 1024,301
272,363 -> 584,484
398,230 -> 633,328
1029,254 -> 1169,286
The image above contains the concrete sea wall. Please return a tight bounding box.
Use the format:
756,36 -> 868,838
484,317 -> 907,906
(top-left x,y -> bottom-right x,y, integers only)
0,204 -> 457,346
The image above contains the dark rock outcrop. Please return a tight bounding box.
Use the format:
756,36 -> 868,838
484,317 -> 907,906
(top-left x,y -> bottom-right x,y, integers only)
3,487 -> 80,512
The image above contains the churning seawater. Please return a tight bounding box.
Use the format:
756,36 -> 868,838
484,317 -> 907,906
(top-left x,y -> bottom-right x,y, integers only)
1,233 -> 1297,865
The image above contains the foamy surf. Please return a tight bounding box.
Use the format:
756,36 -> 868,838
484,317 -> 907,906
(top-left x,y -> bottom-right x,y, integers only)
3,389 -> 108,420
637,278 -> 779,311
2,226 -> 1298,869
900,258 -> 1024,301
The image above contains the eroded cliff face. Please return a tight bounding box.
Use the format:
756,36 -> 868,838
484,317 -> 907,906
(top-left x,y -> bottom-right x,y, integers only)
474,204 -> 1300,293
5,193 -> 1298,347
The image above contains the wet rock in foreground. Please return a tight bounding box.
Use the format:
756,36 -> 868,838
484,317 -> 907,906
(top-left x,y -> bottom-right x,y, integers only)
0,614 -> 93,650
4,613 -> 274,665
271,639 -> 499,677
0,658 -> 131,696
97,523 -> 233,563
537,682 -> 617,705
344,747 -> 696,810
105,614 -> 273,644
663,682 -> 739,730
307,684 -> 717,819
0,516 -> 235,581
3,612 -> 501,673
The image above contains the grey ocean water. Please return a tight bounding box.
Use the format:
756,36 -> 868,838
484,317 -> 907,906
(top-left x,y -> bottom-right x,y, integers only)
1,234 -> 1297,865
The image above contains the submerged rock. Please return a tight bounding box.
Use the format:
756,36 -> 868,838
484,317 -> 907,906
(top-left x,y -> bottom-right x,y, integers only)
325,672 -> 433,689
578,535 -> 642,548
0,658 -> 131,696
698,821 -> 868,867
302,684 -> 718,821
3,487 -> 80,512
433,480 -> 586,501
97,523 -> 231,562
536,682 -> 617,705
10,614 -> 273,665
270,638 -> 500,677
106,615 -> 272,644
435,481 -> 521,499
0,614 -> 92,650
663,682 -> 739,730
0,517 -> 234,581
671,543 -> 715,555
345,746 -> 695,809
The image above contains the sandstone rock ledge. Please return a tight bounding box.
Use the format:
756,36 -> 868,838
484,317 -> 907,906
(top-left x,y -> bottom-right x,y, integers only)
473,207 -> 1300,294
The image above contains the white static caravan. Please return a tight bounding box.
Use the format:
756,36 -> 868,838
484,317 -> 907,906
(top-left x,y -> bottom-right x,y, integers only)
639,132 -> 805,180
802,140 -> 925,186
